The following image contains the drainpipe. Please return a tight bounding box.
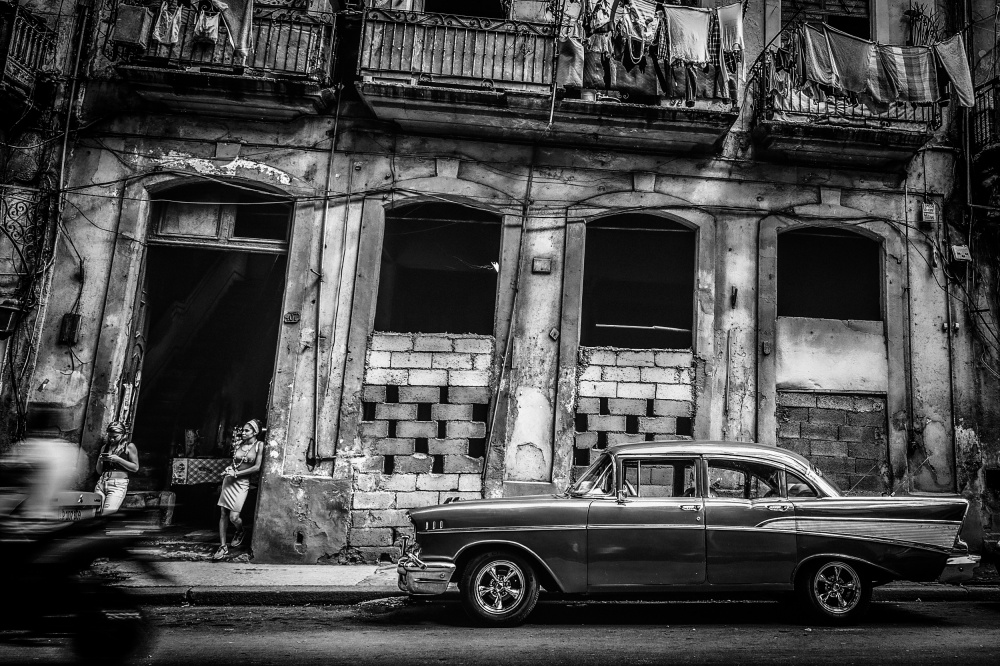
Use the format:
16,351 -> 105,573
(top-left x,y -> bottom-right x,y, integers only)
903,186 -> 917,491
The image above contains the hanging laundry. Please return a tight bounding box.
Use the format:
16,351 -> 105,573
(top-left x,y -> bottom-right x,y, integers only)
933,34 -> 974,107
717,2 -> 744,54
873,45 -> 938,105
661,6 -> 712,64
152,2 -> 182,46
192,9 -> 220,45
799,23 -> 836,88
557,36 -> 585,88
824,25 -> 871,94
211,0 -> 254,66
861,43 -> 937,113
586,0 -> 616,55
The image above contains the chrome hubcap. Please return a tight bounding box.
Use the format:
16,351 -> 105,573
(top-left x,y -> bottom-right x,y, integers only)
473,560 -> 524,615
813,562 -> 861,615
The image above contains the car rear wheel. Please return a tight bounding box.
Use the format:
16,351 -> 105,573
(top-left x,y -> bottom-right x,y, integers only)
797,559 -> 871,624
460,551 -> 539,627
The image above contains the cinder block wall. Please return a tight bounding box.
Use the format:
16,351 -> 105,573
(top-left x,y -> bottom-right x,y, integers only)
351,332 -> 494,559
776,392 -> 889,495
573,348 -> 695,475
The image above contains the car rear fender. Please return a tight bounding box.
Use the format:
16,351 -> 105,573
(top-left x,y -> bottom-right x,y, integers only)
792,553 -> 900,586
453,540 -> 570,593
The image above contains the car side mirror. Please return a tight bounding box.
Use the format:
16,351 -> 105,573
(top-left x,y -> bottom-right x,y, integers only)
616,489 -> 628,505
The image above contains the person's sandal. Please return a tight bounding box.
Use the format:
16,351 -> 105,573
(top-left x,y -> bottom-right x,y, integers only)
211,545 -> 229,561
231,528 -> 246,548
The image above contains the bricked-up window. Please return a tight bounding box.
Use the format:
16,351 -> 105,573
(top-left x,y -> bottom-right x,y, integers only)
782,0 -> 872,39
581,215 -> 696,349
375,203 -> 501,334
777,227 -> 881,321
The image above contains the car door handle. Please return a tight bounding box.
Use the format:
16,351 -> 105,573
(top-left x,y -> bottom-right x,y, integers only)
765,504 -> 790,512
679,504 -> 701,511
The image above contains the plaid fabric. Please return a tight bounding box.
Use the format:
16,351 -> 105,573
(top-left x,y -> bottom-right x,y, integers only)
869,44 -> 938,104
172,457 -> 231,485
708,12 -> 721,67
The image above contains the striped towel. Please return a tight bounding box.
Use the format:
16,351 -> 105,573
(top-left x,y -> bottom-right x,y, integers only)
868,44 -> 938,105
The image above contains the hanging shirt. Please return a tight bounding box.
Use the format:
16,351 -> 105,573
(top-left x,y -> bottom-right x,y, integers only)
933,34 -> 974,107
717,2 -> 744,53
661,6 -> 712,64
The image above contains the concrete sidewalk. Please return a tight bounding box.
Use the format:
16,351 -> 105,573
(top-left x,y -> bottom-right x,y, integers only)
93,559 -> 1000,607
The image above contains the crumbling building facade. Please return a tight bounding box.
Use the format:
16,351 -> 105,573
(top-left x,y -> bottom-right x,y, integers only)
7,0 -> 1000,562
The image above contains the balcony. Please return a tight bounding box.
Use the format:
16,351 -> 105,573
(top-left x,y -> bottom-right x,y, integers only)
0,4 -> 54,122
115,9 -> 335,119
356,8 -> 738,153
751,54 -> 941,171
971,78 -> 999,214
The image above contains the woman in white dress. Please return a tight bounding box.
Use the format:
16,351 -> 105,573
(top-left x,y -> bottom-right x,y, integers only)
212,419 -> 263,561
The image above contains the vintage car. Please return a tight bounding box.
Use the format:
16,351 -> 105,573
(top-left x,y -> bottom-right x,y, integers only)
397,441 -> 975,626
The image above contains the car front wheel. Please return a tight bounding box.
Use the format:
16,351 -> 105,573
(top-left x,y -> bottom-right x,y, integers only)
460,551 -> 539,627
798,559 -> 872,624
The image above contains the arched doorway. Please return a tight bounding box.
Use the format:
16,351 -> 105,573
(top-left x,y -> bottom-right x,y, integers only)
126,181 -> 290,532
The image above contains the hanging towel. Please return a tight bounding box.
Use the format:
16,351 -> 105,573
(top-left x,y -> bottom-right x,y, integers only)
661,6 -> 712,64
824,25 -> 871,94
873,45 -> 938,104
717,2 -> 744,53
557,36 -> 585,88
212,0 -> 254,65
800,23 -> 836,88
152,3 -> 182,45
933,34 -> 974,107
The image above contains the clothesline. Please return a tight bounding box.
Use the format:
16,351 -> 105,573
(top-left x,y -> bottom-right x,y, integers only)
784,22 -> 974,111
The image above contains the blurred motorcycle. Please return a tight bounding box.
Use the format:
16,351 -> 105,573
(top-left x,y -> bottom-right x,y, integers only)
0,439 -> 164,664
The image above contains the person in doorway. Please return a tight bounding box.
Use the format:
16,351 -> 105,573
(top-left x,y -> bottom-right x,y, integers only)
212,419 -> 263,561
94,422 -> 140,516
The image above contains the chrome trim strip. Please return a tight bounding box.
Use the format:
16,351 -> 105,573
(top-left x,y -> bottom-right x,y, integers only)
418,525 -> 585,534
588,524 -> 704,530
704,524 -> 951,552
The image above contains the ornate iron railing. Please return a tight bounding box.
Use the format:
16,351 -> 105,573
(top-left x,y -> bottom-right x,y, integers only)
359,9 -> 554,92
753,51 -> 942,132
1,5 -> 55,95
972,78 -> 999,156
126,9 -> 335,81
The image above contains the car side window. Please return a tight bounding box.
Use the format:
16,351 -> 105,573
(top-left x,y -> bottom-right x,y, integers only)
620,458 -> 697,498
707,460 -> 782,500
786,471 -> 819,498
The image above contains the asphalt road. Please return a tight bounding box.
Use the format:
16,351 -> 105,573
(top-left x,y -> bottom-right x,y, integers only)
2,599 -> 998,665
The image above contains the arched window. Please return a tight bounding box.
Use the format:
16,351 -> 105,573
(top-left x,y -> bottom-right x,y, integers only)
777,227 -> 881,320
581,214 -> 696,349
375,202 -> 501,334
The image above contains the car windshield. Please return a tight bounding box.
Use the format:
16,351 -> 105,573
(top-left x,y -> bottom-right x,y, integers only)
568,453 -> 613,496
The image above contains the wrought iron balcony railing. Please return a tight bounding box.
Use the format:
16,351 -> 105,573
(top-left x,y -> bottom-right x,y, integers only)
122,9 -> 335,82
752,52 -> 941,132
359,8 -> 554,93
1,5 -> 55,96
972,78 -> 999,156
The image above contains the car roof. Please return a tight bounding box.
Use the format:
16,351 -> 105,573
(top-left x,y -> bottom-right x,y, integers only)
606,440 -> 814,473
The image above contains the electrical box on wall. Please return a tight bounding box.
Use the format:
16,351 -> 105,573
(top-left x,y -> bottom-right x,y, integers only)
920,203 -> 937,229
58,313 -> 81,346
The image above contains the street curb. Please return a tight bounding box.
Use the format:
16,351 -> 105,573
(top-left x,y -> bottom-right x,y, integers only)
125,586 -> 406,606
120,584 -> 1000,606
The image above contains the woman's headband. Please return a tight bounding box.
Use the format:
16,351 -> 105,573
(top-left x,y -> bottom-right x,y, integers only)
245,419 -> 262,436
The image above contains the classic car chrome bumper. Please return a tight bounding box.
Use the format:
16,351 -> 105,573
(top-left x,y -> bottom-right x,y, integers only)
397,554 -> 456,596
939,555 -> 980,584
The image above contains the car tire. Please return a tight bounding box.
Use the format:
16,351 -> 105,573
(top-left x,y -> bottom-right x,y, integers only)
797,559 -> 872,625
460,551 -> 540,627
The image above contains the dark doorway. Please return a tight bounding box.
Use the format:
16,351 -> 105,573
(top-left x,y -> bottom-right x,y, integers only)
130,247 -> 286,528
